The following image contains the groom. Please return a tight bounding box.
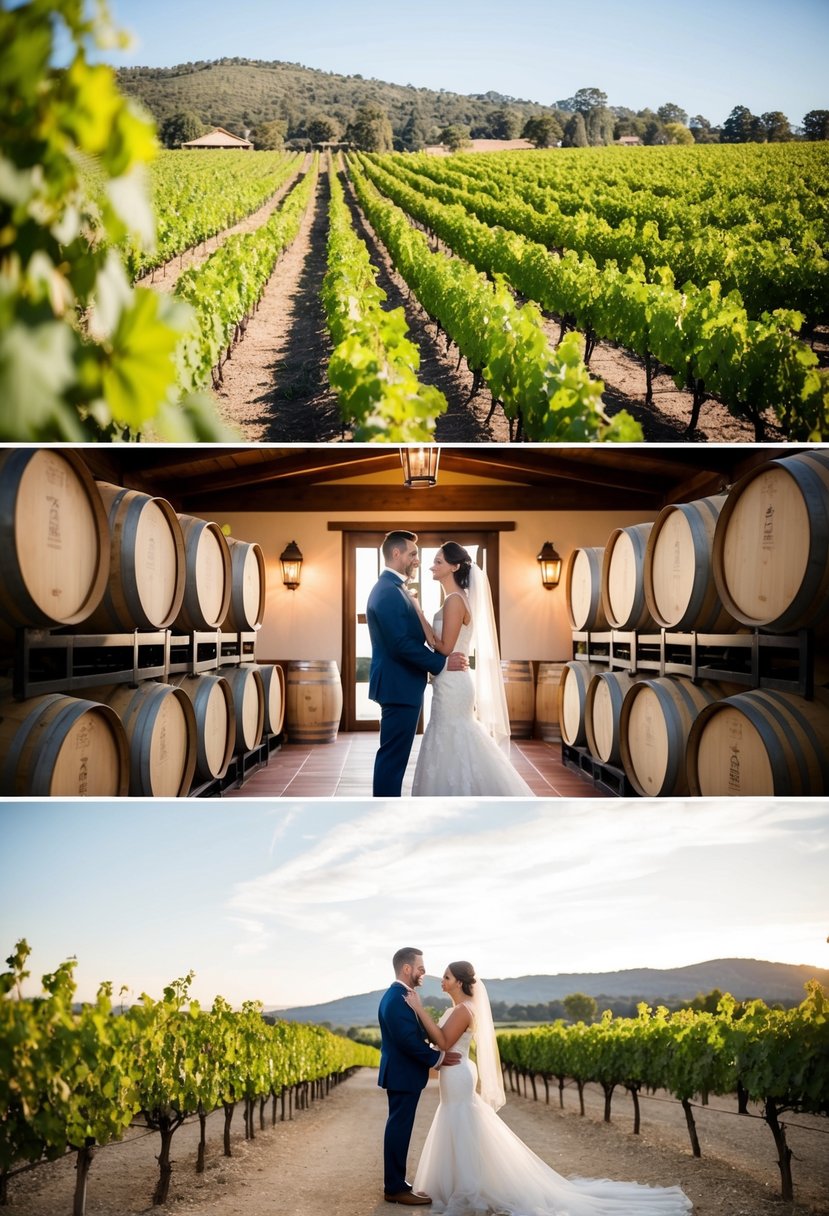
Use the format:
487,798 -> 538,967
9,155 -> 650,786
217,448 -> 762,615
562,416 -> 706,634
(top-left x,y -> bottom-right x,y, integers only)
378,947 -> 460,1205
367,531 -> 466,796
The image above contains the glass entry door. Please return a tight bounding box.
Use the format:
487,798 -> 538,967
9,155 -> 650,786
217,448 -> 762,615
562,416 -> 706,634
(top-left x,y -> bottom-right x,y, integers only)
342,530 -> 500,732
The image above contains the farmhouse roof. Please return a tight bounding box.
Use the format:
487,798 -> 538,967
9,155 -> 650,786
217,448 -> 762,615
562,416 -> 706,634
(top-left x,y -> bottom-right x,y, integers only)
181,127 -> 253,149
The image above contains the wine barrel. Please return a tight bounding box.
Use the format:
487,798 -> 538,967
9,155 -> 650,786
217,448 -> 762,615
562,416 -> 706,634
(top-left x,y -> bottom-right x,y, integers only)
90,682 -> 197,797
687,687 -> 829,797
565,547 -> 609,631
174,516 -> 232,631
584,670 -> 638,765
221,538 -> 267,632
601,523 -> 657,631
224,665 -> 266,752
252,663 -> 286,735
535,661 -> 567,741
558,661 -> 606,747
0,449 -> 110,638
0,694 -> 128,796
620,677 -> 726,797
499,660 -> 534,739
712,450 -> 829,632
644,495 -> 738,632
80,483 -> 186,631
286,660 -> 343,744
168,673 -> 235,783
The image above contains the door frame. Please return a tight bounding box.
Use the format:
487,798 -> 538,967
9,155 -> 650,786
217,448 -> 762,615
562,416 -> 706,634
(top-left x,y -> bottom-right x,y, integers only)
333,521 -> 515,732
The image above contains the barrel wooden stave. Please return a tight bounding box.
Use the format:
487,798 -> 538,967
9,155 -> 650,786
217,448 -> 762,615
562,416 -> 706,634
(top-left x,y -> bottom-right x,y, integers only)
169,673 -> 235,783
222,538 -> 267,632
620,677 -> 724,797
0,449 -> 110,637
535,661 -> 566,741
174,516 -> 232,631
500,659 -> 534,739
81,484 -> 186,631
224,665 -> 266,752
644,495 -> 737,632
601,523 -> 657,632
285,660 -> 343,744
88,682 -> 197,798
585,670 -> 638,765
565,547 -> 609,631
253,663 -> 286,735
558,661 -> 606,747
687,687 -> 829,797
0,694 -> 128,796
713,450 -> 829,632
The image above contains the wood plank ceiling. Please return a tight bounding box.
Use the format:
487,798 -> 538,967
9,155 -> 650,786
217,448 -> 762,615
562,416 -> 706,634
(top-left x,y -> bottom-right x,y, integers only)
75,446 -> 802,514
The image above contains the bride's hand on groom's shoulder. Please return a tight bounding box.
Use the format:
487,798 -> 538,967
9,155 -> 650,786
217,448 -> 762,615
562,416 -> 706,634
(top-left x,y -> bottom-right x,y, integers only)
404,991 -> 424,1014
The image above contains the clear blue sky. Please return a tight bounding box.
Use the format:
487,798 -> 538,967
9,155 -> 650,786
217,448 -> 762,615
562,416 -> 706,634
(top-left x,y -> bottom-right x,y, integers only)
93,0 -> 829,127
2,798 -> 826,1008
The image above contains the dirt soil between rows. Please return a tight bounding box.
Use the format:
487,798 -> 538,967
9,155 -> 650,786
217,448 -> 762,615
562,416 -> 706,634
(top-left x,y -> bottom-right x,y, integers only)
145,161 -> 802,444
8,1069 -> 828,1216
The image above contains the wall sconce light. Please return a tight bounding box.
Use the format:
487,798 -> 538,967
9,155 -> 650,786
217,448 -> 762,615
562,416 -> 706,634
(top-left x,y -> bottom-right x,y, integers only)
400,446 -> 440,488
280,540 -> 303,590
537,541 -> 562,589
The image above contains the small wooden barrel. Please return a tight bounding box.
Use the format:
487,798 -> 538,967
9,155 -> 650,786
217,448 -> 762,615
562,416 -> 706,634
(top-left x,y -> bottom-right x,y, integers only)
712,450 -> 829,632
0,694 -> 129,796
584,670 -> 638,765
620,677 -> 726,797
687,688 -> 829,797
221,538 -> 267,632
0,449 -> 110,638
644,495 -> 738,632
252,663 -> 286,735
168,673 -> 235,783
81,483 -> 186,630
565,547 -> 609,631
601,523 -> 657,632
174,516 -> 232,631
500,660 -> 534,739
224,664 -> 266,752
286,660 -> 343,744
92,682 -> 197,798
558,661 -> 605,747
535,661 -> 567,741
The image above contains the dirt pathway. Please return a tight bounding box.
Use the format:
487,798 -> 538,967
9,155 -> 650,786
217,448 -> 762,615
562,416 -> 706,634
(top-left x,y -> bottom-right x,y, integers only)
213,168 -> 342,441
137,157 -> 308,296
9,1069 -> 827,1216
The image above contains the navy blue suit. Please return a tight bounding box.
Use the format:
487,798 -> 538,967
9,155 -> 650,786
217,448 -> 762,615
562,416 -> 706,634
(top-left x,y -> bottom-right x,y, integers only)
367,569 -> 446,796
378,982 -> 441,1195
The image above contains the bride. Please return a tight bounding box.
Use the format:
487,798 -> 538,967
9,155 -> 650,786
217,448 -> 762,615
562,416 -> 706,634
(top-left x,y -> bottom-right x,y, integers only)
409,542 -> 533,797
404,962 -> 692,1215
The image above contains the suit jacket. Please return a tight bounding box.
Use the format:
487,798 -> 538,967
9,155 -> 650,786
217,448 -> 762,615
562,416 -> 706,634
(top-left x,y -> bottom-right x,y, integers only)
378,981 -> 441,1092
367,570 -> 446,707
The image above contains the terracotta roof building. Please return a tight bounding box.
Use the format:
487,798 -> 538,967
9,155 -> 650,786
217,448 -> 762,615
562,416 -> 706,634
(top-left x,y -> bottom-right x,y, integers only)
181,126 -> 253,150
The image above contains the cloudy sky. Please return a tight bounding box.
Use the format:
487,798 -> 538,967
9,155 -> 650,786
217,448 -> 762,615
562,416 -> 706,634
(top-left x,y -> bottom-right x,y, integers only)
2,798 -> 826,1008
92,0 -> 829,128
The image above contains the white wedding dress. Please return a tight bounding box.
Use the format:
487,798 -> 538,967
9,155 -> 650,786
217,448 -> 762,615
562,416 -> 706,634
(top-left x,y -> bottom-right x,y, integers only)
411,605 -> 533,797
414,1006 -> 692,1216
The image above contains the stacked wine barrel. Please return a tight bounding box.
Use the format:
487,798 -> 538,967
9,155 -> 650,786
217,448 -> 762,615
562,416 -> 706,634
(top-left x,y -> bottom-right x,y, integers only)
559,450 -> 829,797
0,451 -> 282,797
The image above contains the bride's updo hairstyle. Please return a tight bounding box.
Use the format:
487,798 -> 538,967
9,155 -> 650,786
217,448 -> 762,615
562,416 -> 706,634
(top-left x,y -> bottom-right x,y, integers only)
448,960 -> 476,997
441,542 -> 473,590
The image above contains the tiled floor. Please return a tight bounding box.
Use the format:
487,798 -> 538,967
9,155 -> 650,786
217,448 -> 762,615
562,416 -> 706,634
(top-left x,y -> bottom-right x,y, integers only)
222,733 -> 608,799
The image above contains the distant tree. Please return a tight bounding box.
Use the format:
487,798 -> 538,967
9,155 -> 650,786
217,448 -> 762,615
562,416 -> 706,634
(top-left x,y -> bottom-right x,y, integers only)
757,111 -> 792,142
722,104 -> 757,143
573,87 -> 608,114
587,105 -> 615,146
487,107 -> 523,140
346,104 -> 393,151
522,114 -> 563,147
614,114 -> 647,140
802,109 -> 829,140
252,119 -> 286,150
400,111 -> 430,150
306,113 -> 341,144
563,992 -> 598,1023
561,111 -> 588,147
657,101 -> 689,126
664,121 -> 694,145
159,110 -> 205,148
440,123 -> 471,152
642,119 -> 668,145
689,114 -> 718,143
687,988 -> 725,1014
